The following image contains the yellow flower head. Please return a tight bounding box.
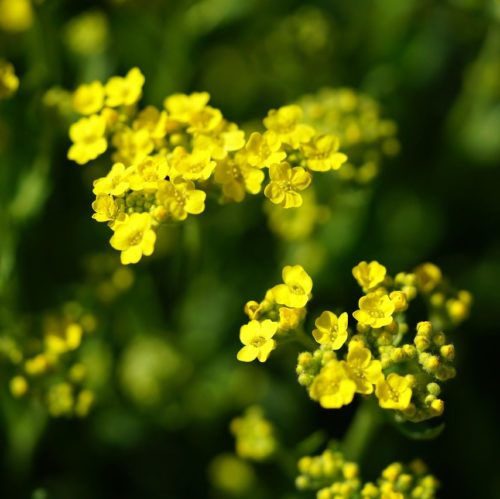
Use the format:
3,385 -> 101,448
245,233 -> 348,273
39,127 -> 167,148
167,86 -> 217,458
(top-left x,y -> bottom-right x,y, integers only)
214,155 -> 264,202
112,127 -> 154,165
312,311 -> 348,349
68,114 -> 108,165
271,265 -> 313,308
264,162 -> 311,208
105,67 -> 145,107
109,213 -> 156,265
155,178 -> 206,221
92,195 -> 119,223
194,122 -> 245,160
343,342 -> 383,394
163,92 -> 210,123
128,155 -> 169,192
353,292 -> 395,328
72,81 -> 105,115
414,263 -> 442,294
93,162 -> 131,197
352,261 -> 387,291
375,373 -> 413,410
237,319 -> 278,363
187,105 -> 223,134
263,105 -> 315,148
0,60 -> 19,99
300,134 -> 347,172
133,105 -> 168,139
170,147 -> 215,181
309,360 -> 356,409
244,131 -> 286,168
278,306 -> 305,331
0,0 -> 33,33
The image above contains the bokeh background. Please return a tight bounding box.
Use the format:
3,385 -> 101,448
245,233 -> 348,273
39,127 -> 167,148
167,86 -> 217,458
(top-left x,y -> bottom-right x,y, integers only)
1,0 -> 500,498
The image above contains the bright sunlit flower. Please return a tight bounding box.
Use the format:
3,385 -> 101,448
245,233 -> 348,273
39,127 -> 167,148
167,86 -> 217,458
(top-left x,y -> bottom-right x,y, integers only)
312,311 -> 348,349
271,265 -> 313,308
105,67 -> 145,107
68,114 -> 108,165
264,162 -> 311,208
352,261 -> 387,291
72,81 -> 105,115
237,319 -> 278,363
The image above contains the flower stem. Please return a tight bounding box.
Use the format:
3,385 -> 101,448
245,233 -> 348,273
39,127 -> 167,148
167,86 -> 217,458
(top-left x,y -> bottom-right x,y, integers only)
342,398 -> 383,463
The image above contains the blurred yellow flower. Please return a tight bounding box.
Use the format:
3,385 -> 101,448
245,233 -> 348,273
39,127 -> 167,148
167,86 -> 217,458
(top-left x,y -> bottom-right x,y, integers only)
301,134 -> 347,171
105,67 -> 145,107
0,0 -> 33,33
72,81 -> 105,115
263,104 -> 315,148
0,60 -> 19,99
237,319 -> 278,362
352,261 -> 387,291
68,114 -> 107,165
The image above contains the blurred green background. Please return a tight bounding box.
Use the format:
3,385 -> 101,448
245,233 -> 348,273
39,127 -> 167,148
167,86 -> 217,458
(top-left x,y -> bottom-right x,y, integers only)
1,0 -> 500,498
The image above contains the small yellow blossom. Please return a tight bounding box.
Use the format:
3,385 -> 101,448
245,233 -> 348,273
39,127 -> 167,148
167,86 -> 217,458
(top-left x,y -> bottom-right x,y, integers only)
170,147 -> 215,181
237,319 -> 278,362
128,156 -> 169,192
414,263 -> 442,293
112,127 -> 154,164
155,178 -> 206,221
230,407 -> 277,460
214,155 -> 264,202
353,292 -> 395,328
105,67 -> 145,107
263,105 -> 315,148
352,261 -> 387,291
343,342 -> 382,394
194,123 -> 245,160
312,311 -> 348,349
0,0 -> 33,33
93,162 -> 131,196
271,265 -> 312,308
163,92 -> 210,122
10,375 -> 28,397
110,213 -> 156,265
244,131 -> 286,168
309,360 -> 357,409
278,307 -> 305,331
187,105 -> 223,134
375,373 -> 413,410
264,162 -> 311,208
133,105 -> 168,139
72,81 -> 105,115
301,134 -> 347,171
68,114 -> 107,165
0,60 -> 19,99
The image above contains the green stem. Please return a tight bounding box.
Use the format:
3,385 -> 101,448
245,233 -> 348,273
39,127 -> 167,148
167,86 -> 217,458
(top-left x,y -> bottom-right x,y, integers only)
342,398 -> 383,463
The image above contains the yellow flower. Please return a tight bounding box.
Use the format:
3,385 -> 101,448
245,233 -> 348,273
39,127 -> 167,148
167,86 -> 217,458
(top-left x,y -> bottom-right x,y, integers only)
187,105 -> 223,134
133,105 -> 168,139
112,127 -> 154,164
343,342 -> 382,394
278,306 -> 305,331
0,60 -> 19,99
105,67 -> 145,107
353,292 -> 395,328
72,81 -> 105,115
352,261 -> 387,291
170,147 -> 215,181
244,131 -> 286,168
110,213 -> 156,265
128,156 -> 169,192
375,373 -> 413,410
309,360 -> 356,409
264,162 -> 311,208
301,134 -> 347,172
163,92 -> 210,123
237,319 -> 278,362
263,105 -> 315,148
68,114 -> 108,165
93,162 -> 131,196
92,194 -> 119,222
10,375 -> 28,398
0,0 -> 33,33
414,263 -> 442,293
155,178 -> 206,221
312,311 -> 348,349
194,122 -> 245,160
271,265 -> 313,308
214,155 -> 264,202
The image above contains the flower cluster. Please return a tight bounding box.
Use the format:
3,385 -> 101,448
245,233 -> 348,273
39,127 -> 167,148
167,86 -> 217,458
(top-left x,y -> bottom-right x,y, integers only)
230,406 -> 277,461
237,265 -> 312,362
298,87 -> 399,183
297,446 -> 438,499
238,261 -> 470,422
67,68 -> 349,264
0,302 -> 96,418
0,60 -> 19,100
